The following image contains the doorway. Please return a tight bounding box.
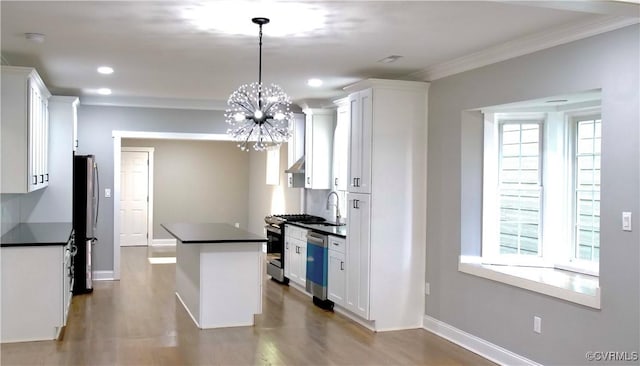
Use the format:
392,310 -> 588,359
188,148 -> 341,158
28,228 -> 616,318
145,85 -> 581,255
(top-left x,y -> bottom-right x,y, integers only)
120,147 -> 154,247
113,132 -> 231,280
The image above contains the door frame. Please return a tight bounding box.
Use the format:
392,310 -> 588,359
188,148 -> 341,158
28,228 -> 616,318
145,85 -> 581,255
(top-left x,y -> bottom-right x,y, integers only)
120,146 -> 154,247
112,131 -> 232,280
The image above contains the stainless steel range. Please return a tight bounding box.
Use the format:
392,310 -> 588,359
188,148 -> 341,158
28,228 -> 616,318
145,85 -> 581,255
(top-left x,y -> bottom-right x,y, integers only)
265,214 -> 325,283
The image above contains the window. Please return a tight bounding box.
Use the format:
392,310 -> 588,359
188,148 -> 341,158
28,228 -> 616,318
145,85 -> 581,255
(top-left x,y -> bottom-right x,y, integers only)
498,122 -> 542,256
266,145 -> 280,185
574,117 -> 601,262
481,110 -> 601,274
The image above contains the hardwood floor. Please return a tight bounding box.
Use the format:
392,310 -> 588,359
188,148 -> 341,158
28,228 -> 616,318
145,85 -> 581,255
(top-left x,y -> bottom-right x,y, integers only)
1,247 -> 493,365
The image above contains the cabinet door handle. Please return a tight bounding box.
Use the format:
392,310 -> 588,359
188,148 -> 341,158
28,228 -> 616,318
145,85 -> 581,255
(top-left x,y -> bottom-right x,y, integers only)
335,178 -> 338,187
356,177 -> 361,187
45,173 -> 49,182
289,176 -> 293,185
307,177 -> 311,185
353,178 -> 357,187
75,140 -> 78,148
353,199 -> 359,209
33,175 -> 38,185
333,242 -> 339,246
40,175 -> 44,183
340,261 -> 344,270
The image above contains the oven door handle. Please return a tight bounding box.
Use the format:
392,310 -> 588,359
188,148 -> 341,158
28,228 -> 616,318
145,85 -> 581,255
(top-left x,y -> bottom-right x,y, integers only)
264,225 -> 282,236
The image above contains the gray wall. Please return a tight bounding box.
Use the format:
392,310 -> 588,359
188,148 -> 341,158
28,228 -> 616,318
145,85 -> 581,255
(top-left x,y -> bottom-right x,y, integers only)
0,194 -> 21,235
121,139 -> 250,240
77,105 -> 228,271
426,25 -> 639,365
246,145 -> 303,236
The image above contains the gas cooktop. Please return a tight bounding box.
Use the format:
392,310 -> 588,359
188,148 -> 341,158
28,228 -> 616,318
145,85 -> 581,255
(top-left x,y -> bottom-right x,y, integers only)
265,214 -> 326,225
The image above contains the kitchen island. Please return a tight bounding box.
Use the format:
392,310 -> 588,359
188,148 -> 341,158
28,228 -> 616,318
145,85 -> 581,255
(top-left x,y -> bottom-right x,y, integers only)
161,223 -> 267,329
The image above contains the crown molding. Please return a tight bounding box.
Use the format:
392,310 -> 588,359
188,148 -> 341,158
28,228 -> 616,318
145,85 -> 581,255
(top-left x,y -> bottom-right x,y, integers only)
80,95 -> 228,111
408,15 -> 639,82
343,78 -> 429,94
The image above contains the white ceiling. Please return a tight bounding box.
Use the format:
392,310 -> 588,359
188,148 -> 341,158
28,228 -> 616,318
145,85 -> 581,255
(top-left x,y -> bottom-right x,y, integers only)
1,1 -> 638,107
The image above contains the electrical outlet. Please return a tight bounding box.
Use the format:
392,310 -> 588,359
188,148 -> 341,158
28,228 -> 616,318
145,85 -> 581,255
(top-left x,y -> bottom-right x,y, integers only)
104,188 -> 111,198
533,316 -> 542,334
425,282 -> 430,295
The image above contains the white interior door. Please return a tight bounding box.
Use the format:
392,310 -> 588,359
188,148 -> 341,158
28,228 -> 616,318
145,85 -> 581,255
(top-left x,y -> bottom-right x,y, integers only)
120,151 -> 149,246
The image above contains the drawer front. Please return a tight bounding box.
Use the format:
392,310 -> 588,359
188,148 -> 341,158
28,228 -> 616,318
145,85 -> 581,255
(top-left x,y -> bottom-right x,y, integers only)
285,225 -> 308,241
296,228 -> 308,241
328,236 -> 345,254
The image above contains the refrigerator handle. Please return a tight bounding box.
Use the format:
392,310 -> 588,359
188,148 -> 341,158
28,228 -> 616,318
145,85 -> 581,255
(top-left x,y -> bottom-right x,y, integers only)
94,162 -> 100,235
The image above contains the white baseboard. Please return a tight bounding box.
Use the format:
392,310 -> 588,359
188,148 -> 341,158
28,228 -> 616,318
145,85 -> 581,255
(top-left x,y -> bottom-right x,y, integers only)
92,270 -> 115,281
423,315 -> 541,366
333,305 -> 376,331
151,238 -> 177,246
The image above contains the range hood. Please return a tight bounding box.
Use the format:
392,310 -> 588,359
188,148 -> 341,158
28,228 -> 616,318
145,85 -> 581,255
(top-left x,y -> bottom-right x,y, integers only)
285,156 -> 305,174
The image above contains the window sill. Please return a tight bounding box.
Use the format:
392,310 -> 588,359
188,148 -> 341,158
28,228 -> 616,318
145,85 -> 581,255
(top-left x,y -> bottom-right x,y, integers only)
459,256 -> 600,309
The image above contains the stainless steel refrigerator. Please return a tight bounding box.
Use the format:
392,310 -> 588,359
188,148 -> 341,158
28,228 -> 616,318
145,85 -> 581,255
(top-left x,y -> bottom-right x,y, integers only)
73,155 -> 99,294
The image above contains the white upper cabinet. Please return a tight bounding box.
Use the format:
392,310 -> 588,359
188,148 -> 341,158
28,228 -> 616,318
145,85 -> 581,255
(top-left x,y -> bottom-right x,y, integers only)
23,96 -> 79,223
304,108 -> 335,190
332,98 -> 349,192
348,89 -> 372,194
1,66 -> 51,193
286,113 -> 305,188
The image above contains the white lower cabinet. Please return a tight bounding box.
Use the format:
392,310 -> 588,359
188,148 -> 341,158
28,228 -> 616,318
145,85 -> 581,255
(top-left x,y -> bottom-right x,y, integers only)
345,193 -> 371,319
284,225 -> 308,289
1,241 -> 73,343
327,236 -> 346,306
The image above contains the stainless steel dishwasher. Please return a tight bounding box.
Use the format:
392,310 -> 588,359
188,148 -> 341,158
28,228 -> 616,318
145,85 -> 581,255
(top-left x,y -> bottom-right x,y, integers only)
306,231 -> 333,310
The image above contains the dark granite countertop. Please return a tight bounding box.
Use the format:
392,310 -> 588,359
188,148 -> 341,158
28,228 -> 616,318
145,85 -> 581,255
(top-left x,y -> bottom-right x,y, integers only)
287,222 -> 347,238
1,223 -> 73,247
161,223 -> 267,244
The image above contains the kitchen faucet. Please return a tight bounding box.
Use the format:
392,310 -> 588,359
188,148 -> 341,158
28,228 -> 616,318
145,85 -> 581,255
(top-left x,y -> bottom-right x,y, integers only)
326,191 -> 341,224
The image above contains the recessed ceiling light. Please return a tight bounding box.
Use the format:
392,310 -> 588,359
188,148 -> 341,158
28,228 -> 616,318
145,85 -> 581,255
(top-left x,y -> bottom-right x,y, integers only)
97,88 -> 112,95
24,33 -> 45,43
307,78 -> 323,87
378,55 -> 403,64
97,66 -> 114,75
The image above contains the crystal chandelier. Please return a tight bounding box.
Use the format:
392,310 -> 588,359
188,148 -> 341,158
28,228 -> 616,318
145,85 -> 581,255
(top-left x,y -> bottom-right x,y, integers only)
225,17 -> 293,151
